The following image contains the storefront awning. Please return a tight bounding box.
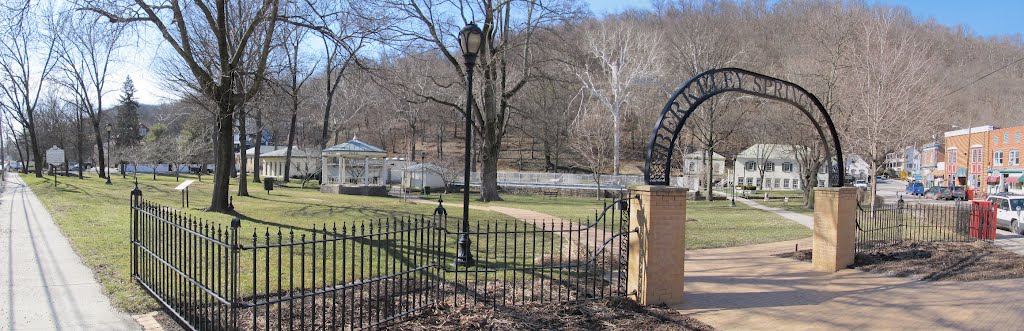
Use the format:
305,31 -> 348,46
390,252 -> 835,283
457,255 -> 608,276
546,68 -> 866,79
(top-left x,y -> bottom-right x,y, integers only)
1009,176 -> 1021,184
954,168 -> 968,177
986,176 -> 1000,184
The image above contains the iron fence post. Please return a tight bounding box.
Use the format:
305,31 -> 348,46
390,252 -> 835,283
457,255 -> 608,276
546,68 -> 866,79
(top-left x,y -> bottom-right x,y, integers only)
130,182 -> 142,277
230,217 -> 240,330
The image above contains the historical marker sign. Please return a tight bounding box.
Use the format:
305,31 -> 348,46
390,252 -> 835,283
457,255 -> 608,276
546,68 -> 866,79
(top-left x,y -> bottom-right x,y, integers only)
46,146 -> 65,166
175,180 -> 196,191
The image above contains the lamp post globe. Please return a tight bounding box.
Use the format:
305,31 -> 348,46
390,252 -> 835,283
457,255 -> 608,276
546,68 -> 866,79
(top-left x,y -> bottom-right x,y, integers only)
105,124 -> 112,185
454,22 -> 482,267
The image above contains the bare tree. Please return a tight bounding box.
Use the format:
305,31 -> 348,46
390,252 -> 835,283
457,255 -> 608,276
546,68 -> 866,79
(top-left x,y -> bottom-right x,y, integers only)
0,2 -> 60,178
85,0 -> 282,212
379,0 -> 583,202
572,17 -> 660,176
569,105 -> 614,199
54,9 -> 125,181
844,7 -> 946,206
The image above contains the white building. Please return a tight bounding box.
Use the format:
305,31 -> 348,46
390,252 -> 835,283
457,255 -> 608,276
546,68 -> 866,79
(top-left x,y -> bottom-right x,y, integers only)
680,151 -> 726,177
734,144 -> 841,190
259,147 -> 319,180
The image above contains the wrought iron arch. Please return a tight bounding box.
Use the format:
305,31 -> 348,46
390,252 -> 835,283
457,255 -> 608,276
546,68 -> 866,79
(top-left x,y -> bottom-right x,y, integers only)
645,68 -> 845,187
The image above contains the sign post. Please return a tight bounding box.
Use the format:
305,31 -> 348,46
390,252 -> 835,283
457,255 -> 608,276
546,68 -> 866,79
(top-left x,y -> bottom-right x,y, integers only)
46,146 -> 65,188
175,180 -> 195,208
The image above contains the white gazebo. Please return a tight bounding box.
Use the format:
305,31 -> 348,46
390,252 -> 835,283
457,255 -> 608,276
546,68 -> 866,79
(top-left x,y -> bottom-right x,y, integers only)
321,138 -> 389,196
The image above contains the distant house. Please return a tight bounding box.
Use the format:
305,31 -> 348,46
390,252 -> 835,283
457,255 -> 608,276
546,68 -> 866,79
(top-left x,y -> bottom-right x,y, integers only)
259,147 -> 319,179
237,145 -> 288,173
680,151 -> 726,177
735,144 -> 806,190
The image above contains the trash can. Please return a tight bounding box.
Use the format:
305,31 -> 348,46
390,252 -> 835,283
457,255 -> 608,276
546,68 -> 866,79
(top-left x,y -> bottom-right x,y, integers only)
263,177 -> 275,192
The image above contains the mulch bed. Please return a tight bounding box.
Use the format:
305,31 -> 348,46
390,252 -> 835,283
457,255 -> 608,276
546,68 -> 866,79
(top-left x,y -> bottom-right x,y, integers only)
402,298 -> 714,330
776,240 -> 1024,281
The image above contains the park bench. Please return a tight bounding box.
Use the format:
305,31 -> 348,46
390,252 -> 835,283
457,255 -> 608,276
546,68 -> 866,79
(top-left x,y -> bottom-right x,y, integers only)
543,190 -> 560,199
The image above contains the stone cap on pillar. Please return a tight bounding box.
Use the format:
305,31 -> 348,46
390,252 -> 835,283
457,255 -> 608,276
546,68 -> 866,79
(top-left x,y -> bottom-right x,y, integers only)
630,185 -> 689,193
813,186 -> 858,197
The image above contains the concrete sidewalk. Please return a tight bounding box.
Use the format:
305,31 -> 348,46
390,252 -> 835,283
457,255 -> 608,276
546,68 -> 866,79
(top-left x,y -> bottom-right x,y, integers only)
679,238 -> 1024,330
0,174 -> 138,330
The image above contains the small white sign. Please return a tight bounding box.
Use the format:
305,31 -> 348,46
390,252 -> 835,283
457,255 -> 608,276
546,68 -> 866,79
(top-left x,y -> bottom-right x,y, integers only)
175,180 -> 196,191
45,146 -> 65,166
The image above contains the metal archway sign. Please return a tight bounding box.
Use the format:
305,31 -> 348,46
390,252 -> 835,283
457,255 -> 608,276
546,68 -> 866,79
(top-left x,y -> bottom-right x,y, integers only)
645,68 -> 844,187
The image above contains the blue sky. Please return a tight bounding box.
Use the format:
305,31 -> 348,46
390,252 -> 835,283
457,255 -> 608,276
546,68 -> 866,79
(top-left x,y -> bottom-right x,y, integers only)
587,0 -> 1024,37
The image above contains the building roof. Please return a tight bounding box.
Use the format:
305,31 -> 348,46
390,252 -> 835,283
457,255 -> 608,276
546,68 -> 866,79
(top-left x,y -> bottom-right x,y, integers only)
323,138 -> 387,155
736,144 -> 798,160
944,125 -> 995,137
244,145 -> 288,155
683,151 -> 726,160
261,147 -> 318,158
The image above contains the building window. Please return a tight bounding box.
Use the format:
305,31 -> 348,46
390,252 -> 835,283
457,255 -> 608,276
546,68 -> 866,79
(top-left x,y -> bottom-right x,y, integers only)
784,179 -> 790,188
782,162 -> 793,173
688,162 -> 696,172
746,177 -> 753,186
995,136 -> 999,145
1012,150 -> 1020,166
745,161 -> 756,171
765,162 -> 775,172
773,178 -> 780,188
1005,133 -> 1010,143
995,151 -> 1004,166
817,180 -> 825,187
1017,132 -> 1021,142
971,147 -> 983,174
794,179 -> 800,189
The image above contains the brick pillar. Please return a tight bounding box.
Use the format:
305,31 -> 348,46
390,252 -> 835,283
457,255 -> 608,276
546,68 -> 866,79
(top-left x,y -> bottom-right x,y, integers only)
628,185 -> 687,306
812,187 -> 858,272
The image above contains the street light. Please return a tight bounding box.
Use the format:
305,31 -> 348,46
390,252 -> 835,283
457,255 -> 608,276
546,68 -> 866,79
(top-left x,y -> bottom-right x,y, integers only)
105,123 -> 112,185
454,22 -> 482,267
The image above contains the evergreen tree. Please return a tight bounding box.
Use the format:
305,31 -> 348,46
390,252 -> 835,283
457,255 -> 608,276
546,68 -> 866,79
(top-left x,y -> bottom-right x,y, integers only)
114,77 -> 142,146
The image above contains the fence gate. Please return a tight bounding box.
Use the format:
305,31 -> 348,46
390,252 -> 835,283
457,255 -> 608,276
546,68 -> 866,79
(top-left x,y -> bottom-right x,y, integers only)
130,186 -> 634,330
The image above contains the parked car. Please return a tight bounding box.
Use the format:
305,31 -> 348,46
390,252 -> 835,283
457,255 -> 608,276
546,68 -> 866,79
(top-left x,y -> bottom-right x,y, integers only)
922,186 -> 942,199
986,195 -> 1024,234
905,182 -> 924,196
854,180 -> 868,189
939,186 -> 966,200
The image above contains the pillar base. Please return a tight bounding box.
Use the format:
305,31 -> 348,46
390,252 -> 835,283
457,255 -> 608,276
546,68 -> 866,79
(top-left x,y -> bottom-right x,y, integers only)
628,185 -> 687,306
812,187 -> 858,272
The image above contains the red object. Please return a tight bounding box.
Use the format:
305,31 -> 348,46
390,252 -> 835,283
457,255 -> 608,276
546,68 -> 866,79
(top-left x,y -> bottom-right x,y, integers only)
1009,176 -> 1021,184
985,176 -> 1000,184
966,189 -> 974,200
970,200 -> 997,240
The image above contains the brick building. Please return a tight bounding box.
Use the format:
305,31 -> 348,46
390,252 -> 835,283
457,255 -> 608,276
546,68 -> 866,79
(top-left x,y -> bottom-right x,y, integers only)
943,125 -> 1024,194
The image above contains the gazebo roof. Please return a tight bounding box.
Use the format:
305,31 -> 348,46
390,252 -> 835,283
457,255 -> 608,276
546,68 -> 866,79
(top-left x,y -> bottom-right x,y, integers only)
323,138 -> 387,156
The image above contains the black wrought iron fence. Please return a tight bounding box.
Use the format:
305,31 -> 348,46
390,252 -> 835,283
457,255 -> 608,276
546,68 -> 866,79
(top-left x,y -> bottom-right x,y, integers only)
130,186 -> 634,330
855,199 -> 995,253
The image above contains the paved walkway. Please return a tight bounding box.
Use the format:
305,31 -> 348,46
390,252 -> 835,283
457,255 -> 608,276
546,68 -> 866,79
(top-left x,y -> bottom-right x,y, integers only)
714,191 -> 813,228
0,174 -> 138,330
405,197 -> 612,247
679,238 -> 1024,330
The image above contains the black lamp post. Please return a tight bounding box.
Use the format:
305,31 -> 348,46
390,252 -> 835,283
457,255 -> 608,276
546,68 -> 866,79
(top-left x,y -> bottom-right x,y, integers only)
454,22 -> 482,267
105,124 -> 112,185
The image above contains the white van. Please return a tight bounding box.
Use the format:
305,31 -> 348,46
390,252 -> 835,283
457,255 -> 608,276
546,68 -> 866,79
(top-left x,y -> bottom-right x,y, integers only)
986,194 -> 1024,234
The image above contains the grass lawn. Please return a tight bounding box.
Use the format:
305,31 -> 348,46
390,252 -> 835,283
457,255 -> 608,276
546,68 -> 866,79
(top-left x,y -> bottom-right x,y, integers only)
19,173 -> 517,313
433,191 -> 609,221
435,191 -> 810,250
757,199 -> 814,216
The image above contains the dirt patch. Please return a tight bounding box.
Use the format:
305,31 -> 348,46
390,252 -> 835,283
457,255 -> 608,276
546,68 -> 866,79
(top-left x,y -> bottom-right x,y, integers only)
775,240 -> 1024,281
404,298 -> 715,330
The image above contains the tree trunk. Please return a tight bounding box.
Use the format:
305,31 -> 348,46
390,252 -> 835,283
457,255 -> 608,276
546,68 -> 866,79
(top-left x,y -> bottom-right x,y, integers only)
237,105 -> 249,196
27,123 -> 43,178
478,136 -> 503,202
89,117 -> 106,179
76,111 -> 84,179
283,104 -> 298,182
705,148 -> 714,201
612,112 -> 621,175
209,98 -> 234,212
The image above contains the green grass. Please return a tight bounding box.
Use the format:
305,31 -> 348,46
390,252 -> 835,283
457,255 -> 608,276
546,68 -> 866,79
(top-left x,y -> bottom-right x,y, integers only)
19,173 -> 521,313
437,191 -> 811,250
685,201 -> 810,249
757,199 -> 814,216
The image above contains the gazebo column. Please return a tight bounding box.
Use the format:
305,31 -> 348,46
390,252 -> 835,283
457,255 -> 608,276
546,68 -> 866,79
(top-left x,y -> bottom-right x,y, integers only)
363,157 -> 369,185
341,157 -> 347,185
